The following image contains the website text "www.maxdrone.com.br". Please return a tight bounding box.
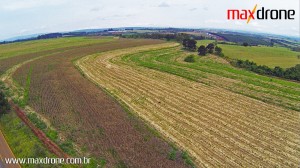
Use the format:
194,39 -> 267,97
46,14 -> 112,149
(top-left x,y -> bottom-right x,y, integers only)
2,157 -> 91,165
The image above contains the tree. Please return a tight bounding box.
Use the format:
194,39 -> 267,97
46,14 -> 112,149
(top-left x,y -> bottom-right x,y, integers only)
206,43 -> 215,54
182,39 -> 188,48
242,42 -> 249,47
198,45 -> 207,56
182,39 -> 197,51
273,66 -> 284,77
285,64 -> 300,81
187,39 -> 197,51
232,59 -> 300,81
0,91 -> 10,116
215,46 -> 222,55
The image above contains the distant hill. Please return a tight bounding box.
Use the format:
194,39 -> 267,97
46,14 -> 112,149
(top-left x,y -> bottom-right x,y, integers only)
1,27 -> 299,44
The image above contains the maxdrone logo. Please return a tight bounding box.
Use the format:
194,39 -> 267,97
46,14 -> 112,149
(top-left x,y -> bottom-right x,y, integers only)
227,4 -> 296,23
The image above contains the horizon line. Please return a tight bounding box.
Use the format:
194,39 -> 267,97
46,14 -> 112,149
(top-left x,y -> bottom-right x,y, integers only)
1,26 -> 299,42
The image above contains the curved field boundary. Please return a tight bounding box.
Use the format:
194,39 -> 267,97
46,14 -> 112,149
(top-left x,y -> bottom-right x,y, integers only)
0,47 -> 71,159
76,44 -> 300,167
124,47 -> 300,111
0,37 -> 115,60
0,37 -> 118,75
12,39 -> 188,167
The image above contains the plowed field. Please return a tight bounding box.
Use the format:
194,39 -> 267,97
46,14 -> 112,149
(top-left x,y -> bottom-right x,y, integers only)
12,39 -> 189,167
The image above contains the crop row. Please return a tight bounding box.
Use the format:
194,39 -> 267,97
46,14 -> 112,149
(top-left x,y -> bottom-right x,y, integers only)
76,44 -> 300,167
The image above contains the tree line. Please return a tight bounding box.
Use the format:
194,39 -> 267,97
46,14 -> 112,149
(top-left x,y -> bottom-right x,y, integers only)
122,33 -> 205,42
232,60 -> 300,81
182,38 -> 300,82
182,39 -> 224,56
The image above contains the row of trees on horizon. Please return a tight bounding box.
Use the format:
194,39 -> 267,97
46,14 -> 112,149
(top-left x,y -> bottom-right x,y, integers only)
182,38 -> 300,82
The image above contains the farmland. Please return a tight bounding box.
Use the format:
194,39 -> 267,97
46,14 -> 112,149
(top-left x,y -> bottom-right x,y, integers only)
0,37 -> 115,60
76,43 -> 300,167
9,38 -> 188,167
0,36 -> 299,168
197,40 -> 300,68
0,37 -> 117,75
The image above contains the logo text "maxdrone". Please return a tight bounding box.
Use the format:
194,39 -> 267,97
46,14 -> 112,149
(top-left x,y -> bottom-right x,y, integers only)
227,4 -> 296,23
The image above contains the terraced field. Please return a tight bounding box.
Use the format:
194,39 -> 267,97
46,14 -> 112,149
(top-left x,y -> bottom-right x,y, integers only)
76,43 -> 300,167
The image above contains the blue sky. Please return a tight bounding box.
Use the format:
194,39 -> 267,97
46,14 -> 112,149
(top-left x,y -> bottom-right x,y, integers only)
0,0 -> 299,40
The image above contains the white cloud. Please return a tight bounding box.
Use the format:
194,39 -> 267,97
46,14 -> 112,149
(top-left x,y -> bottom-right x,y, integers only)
90,7 -> 101,12
158,2 -> 170,7
0,0 -> 298,40
0,0 -> 68,11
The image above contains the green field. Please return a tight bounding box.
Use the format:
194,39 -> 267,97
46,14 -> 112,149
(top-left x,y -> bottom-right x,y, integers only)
122,46 -> 300,111
0,111 -> 57,168
0,37 -> 115,60
197,40 -> 300,68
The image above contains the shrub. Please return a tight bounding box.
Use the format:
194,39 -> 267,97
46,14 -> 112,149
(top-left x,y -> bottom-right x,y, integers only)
242,42 -> 249,47
182,151 -> 195,167
0,91 -> 10,115
27,113 -> 47,130
168,148 -> 177,160
184,55 -> 195,63
46,129 -> 59,141
59,140 -> 76,156
214,46 -> 223,56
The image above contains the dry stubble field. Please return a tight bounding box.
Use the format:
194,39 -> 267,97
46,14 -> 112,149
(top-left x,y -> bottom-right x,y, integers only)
76,43 -> 300,167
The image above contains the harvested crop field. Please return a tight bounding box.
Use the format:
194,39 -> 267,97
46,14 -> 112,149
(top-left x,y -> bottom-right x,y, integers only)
123,47 -> 300,112
76,43 -> 300,167
12,39 -> 189,167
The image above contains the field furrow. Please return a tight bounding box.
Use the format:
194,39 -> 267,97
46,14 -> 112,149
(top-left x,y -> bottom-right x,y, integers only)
12,39 -> 190,167
76,43 -> 300,167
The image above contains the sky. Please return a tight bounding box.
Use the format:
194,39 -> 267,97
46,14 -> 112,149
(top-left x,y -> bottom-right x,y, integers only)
0,0 -> 299,40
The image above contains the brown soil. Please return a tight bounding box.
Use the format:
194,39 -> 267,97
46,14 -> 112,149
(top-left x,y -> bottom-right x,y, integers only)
0,38 -> 114,75
13,39 -> 189,168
